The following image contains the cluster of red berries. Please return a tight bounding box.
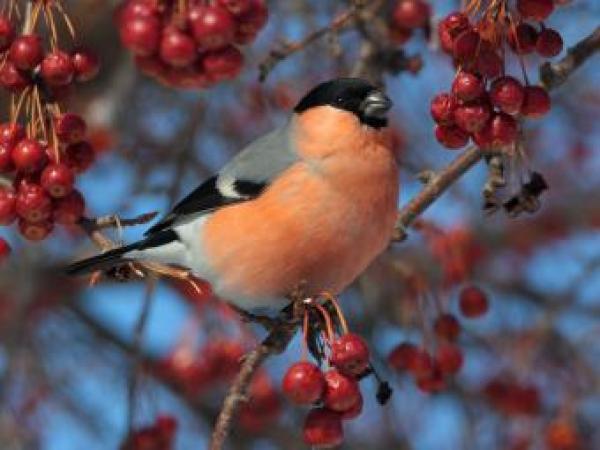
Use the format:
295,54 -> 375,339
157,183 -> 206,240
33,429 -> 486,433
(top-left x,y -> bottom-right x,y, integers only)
121,415 -> 177,450
282,333 -> 370,448
115,0 -> 268,89
388,285 -> 488,393
157,338 -> 244,395
0,6 -> 100,244
432,1 -> 562,151
388,0 -> 431,45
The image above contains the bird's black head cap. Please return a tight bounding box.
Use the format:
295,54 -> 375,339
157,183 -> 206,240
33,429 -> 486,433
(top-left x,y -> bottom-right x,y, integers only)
294,78 -> 393,129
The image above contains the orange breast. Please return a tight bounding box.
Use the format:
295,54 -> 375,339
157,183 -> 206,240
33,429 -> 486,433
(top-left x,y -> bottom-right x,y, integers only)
202,110 -> 399,303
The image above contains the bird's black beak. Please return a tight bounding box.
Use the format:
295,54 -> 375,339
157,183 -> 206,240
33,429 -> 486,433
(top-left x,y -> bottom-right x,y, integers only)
360,90 -> 393,120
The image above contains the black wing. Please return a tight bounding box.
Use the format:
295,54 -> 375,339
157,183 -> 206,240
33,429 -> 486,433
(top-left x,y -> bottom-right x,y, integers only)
144,176 -> 265,235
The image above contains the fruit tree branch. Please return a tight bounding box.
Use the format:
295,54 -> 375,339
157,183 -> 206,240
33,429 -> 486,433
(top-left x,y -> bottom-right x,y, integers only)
540,26 -> 600,90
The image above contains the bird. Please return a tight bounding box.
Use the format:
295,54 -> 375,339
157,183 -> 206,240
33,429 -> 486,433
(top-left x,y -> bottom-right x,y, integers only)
66,77 -> 399,310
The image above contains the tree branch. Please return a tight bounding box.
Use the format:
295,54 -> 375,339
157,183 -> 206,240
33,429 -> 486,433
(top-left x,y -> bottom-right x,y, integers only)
540,26 -> 600,90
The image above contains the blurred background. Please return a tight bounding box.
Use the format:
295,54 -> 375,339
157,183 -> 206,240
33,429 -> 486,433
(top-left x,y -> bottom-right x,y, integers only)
0,0 -> 599,449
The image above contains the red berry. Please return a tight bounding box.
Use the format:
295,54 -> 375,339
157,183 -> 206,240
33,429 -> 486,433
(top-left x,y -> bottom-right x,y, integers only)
65,141 -> 95,173
393,0 -> 430,30
490,76 -> 525,115
323,370 -> 361,413
0,236 -> 10,261
12,139 -> 47,173
452,71 -> 484,102
341,393 -> 363,420
416,365 -> 446,393
0,15 -> 15,51
53,189 -> 85,224
72,48 -> 100,82
160,26 -> 197,68
453,29 -> 480,62
508,23 -> 538,54
459,285 -> 489,317
303,408 -> 343,449
0,61 -> 31,93
282,361 -> 325,405
330,333 -> 370,376
0,187 -> 16,225
16,183 -> 52,223
430,92 -> 457,125
218,0 -> 252,16
482,113 -> 518,148
115,0 -> 160,25
454,99 -> 492,133
388,342 -> 417,371
55,113 -> 87,144
536,28 -> 563,58
517,0 -> 554,21
475,44 -> 503,78
436,344 -> 464,374
389,27 -> 413,46
188,5 -> 235,50
406,348 -> 434,377
41,163 -> 75,198
40,51 -> 74,86
433,313 -> 461,341
120,15 -> 161,56
9,34 -> 43,70
202,45 -> 243,80
18,218 -> 53,241
437,12 -> 470,53
235,0 -> 268,34
434,124 -> 469,149
521,85 -> 551,118
0,144 -> 13,173
0,122 -> 25,148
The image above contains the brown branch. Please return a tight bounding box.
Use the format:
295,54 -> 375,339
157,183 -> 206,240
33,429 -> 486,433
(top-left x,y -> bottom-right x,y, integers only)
540,26 -> 600,90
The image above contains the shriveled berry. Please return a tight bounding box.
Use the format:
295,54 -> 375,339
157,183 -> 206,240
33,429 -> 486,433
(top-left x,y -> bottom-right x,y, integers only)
435,124 -> 469,149
430,92 -> 457,125
459,285 -> 489,317
393,0 -> 430,30
72,48 -> 100,82
433,313 -> 461,341
517,0 -> 554,21
12,139 -> 47,173
0,15 -> 15,51
16,183 -> 52,223
0,187 -> 16,225
18,218 -> 53,241
451,71 -> 484,102
282,361 -> 325,405
40,51 -> 74,86
323,370 -> 361,413
521,85 -> 551,118
436,344 -> 464,374
41,163 -> 75,198
490,76 -> 525,115
188,5 -> 235,50
160,26 -> 197,68
55,113 -> 87,144
53,189 -> 85,224
120,15 -> 161,56
9,34 -> 43,70
330,333 -> 370,376
508,22 -> 538,54
303,408 -> 343,449
536,28 -> 563,58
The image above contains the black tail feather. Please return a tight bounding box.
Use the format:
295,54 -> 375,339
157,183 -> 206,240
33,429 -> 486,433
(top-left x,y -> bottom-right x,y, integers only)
65,244 -> 137,276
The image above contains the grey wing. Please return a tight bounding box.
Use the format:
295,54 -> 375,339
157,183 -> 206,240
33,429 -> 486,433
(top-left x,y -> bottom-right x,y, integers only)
145,120 -> 298,235
215,119 -> 299,198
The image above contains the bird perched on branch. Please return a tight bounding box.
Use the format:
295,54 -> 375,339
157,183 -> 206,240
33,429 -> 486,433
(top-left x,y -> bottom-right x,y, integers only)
66,78 -> 399,309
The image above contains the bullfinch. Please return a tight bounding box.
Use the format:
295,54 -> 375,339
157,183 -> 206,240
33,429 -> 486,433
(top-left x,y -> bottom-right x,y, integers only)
66,78 -> 399,309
